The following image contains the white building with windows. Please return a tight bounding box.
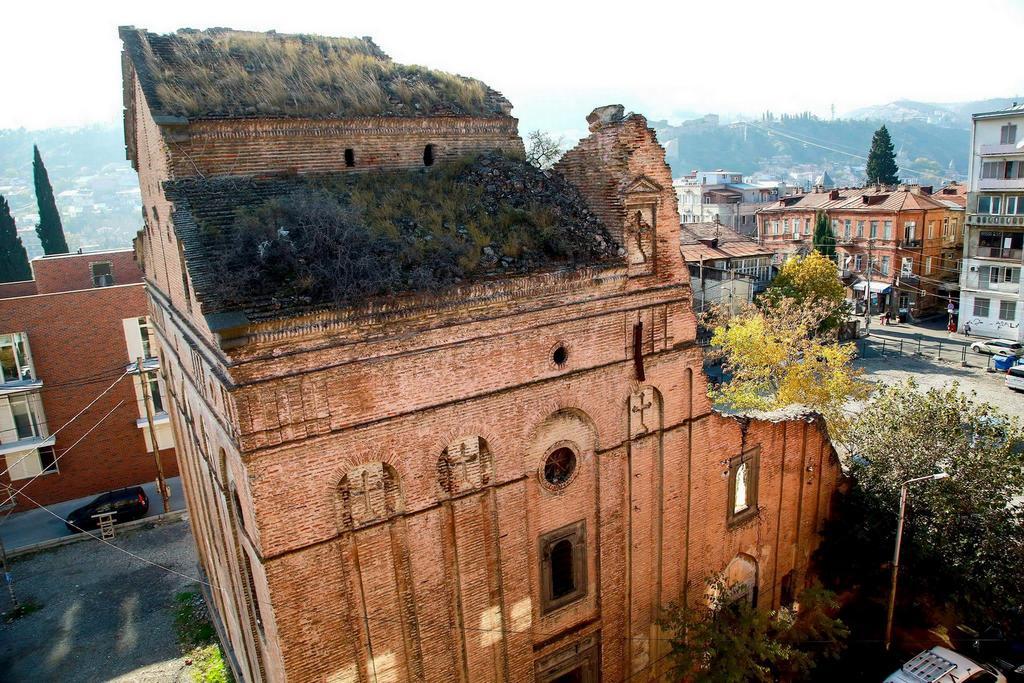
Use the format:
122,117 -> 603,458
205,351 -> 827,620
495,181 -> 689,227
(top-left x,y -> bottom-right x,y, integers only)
674,170 -> 792,237
959,104 -> 1024,341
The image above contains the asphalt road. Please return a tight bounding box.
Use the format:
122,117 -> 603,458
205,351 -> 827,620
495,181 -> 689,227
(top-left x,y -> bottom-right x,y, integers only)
0,517 -> 198,682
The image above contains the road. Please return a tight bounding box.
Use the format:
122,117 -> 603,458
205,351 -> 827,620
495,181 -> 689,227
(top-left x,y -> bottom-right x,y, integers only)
855,317 -> 1023,421
0,517 -> 197,682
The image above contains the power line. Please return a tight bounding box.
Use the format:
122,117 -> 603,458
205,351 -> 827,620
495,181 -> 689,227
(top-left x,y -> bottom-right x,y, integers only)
0,370 -> 128,481
0,400 -> 126,509
11,487 -> 223,593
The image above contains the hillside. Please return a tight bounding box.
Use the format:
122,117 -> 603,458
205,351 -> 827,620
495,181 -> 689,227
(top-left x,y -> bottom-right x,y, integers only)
0,124 -> 140,259
653,114 -> 971,186
846,97 -> 1019,128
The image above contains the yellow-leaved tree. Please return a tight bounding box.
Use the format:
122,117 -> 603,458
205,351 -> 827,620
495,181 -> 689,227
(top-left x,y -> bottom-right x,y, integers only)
708,297 -> 867,433
761,250 -> 848,332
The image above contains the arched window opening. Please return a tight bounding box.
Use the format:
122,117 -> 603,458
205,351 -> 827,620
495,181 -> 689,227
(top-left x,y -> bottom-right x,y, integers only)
242,550 -> 266,640
344,148 -> 355,167
550,539 -> 575,599
423,144 -> 435,167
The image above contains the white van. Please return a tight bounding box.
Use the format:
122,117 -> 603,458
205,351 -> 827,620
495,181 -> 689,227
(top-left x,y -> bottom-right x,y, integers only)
884,646 -> 1005,683
1008,365 -> 1024,392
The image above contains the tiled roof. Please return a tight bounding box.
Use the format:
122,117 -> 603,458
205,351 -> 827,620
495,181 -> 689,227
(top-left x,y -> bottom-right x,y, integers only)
120,27 -> 513,121
757,186 -> 951,215
163,153 -> 618,321
679,222 -> 774,261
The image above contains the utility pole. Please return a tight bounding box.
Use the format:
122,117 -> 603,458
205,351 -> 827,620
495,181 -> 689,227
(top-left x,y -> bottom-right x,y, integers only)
0,493 -> 18,610
138,357 -> 170,514
864,239 -> 874,334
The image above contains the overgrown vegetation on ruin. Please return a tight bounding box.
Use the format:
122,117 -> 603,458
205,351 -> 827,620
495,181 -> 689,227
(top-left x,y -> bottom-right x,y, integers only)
198,152 -> 618,312
139,29 -> 505,118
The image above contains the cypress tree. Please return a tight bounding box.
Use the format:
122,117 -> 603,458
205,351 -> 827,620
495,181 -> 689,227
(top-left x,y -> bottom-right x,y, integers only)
812,209 -> 836,259
865,125 -> 899,186
33,145 -> 69,255
0,195 -> 32,282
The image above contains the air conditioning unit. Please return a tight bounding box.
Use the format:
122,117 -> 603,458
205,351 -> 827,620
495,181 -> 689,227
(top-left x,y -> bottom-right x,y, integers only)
969,265 -> 978,272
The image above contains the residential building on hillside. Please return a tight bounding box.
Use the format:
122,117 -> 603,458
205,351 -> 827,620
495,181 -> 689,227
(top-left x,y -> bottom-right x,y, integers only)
679,221 -> 775,313
0,249 -> 176,511
757,185 -> 963,317
674,170 -> 790,236
959,104 -> 1024,341
122,27 -> 842,683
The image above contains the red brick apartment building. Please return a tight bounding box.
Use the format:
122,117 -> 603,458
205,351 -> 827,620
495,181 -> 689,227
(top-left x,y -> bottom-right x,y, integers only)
121,27 -> 842,682
757,185 -> 964,316
0,249 -> 177,511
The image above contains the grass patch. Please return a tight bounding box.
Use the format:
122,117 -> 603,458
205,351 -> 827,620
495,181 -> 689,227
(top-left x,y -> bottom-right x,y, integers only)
173,589 -> 232,682
135,28 -> 505,119
2,598 -> 42,623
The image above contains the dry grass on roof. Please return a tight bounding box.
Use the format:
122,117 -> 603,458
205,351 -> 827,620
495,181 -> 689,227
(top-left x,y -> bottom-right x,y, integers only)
139,29 -> 504,119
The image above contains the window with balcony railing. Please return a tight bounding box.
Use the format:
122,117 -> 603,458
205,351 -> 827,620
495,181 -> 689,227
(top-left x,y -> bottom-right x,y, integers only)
982,161 -> 1024,180
0,333 -> 35,384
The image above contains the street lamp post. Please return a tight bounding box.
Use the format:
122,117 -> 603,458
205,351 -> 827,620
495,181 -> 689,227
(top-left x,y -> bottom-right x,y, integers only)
884,471 -> 950,651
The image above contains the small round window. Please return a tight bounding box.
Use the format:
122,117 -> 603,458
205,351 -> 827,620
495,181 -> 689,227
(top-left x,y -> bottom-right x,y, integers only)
551,342 -> 569,368
543,447 -> 577,488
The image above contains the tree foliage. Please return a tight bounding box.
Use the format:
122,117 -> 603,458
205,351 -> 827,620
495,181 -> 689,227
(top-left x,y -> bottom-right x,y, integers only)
708,294 -> 865,430
762,250 -> 848,332
660,577 -> 847,683
32,145 -> 68,255
525,130 -> 565,170
822,380 -> 1024,631
812,210 -> 836,259
865,125 -> 899,185
0,195 -> 31,283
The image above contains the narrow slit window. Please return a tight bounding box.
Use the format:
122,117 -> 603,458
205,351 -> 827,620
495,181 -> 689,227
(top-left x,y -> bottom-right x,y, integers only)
344,148 -> 355,167
423,144 -> 435,167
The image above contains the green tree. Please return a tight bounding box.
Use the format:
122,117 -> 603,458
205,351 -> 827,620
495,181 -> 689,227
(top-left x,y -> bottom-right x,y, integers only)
865,125 -> 899,185
812,210 -> 836,259
821,380 -> 1024,631
660,577 -> 847,683
763,250 -> 848,332
33,145 -> 69,255
0,195 -> 32,283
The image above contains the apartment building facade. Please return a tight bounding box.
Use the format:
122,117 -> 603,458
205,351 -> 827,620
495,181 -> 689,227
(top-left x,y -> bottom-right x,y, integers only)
122,27 -> 842,683
757,186 -> 963,317
674,170 -> 790,237
959,104 -> 1024,341
0,249 -> 176,511
679,221 -> 775,313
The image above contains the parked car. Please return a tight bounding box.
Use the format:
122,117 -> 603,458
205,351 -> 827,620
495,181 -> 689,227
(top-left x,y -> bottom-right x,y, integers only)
971,339 -> 1024,357
65,486 -> 149,532
885,647 -> 1006,683
1008,366 -> 1024,393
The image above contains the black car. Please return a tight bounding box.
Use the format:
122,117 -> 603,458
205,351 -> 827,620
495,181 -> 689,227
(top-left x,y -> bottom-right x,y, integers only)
65,486 -> 149,532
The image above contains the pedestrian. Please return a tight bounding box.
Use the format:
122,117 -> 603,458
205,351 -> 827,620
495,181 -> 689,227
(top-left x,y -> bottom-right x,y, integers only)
964,323 -> 971,338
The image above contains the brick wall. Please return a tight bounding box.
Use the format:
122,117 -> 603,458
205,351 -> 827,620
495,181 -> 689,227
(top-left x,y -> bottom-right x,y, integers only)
131,87 -> 844,681
32,249 -> 142,295
0,280 -> 38,299
0,283 -> 177,511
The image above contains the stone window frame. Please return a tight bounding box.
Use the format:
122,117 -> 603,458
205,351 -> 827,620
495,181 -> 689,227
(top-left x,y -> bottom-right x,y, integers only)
89,261 -> 114,287
535,634 -> 599,683
727,447 -> 760,527
539,520 -> 587,614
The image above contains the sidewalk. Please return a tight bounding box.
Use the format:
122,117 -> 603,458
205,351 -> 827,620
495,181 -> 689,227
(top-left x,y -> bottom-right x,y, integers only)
0,476 -> 185,551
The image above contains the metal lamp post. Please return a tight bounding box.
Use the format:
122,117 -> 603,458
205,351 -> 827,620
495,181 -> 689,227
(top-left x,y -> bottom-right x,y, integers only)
884,471 -> 950,651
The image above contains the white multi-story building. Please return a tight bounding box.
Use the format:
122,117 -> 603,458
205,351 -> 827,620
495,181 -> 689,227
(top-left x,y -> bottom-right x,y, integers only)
959,104 -> 1024,341
674,170 -> 791,237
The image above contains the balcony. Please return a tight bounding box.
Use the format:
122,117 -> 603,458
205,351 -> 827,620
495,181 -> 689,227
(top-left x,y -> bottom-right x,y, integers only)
967,213 -> 1024,227
978,178 -> 1024,190
0,378 -> 43,396
980,143 -> 1024,156
969,246 -> 1024,261
0,433 -> 55,457
899,239 -> 922,249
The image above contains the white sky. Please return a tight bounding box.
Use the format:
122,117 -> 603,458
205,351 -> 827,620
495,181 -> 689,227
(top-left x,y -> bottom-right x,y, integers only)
3,0 -> 1023,139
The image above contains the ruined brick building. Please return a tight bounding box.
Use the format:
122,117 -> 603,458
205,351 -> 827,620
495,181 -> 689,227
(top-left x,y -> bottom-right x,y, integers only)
121,27 -> 841,682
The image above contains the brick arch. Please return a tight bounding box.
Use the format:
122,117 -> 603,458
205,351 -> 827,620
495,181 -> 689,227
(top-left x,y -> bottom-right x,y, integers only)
523,399 -> 602,453
327,446 -> 409,494
525,406 -> 600,490
335,461 -> 404,532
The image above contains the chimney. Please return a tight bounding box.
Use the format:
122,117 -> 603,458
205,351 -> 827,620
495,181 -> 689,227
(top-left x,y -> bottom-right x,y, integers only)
829,189 -> 840,200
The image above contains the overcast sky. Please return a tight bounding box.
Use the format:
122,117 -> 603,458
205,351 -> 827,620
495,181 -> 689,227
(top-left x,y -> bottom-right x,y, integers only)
4,0 -> 1023,139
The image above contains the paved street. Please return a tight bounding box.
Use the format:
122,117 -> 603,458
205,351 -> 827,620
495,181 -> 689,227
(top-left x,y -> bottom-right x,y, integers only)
0,476 -> 185,552
0,517 -> 198,682
855,317 -> 1024,421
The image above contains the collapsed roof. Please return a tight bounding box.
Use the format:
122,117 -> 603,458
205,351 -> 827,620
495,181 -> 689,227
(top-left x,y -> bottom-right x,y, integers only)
164,152 -> 620,322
